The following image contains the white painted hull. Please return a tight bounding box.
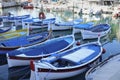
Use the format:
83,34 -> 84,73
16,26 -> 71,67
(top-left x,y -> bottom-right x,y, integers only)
30,58 -> 100,80
7,57 -> 30,67
52,25 -> 72,31
73,28 -> 81,33
81,29 -> 110,39
30,67 -> 87,80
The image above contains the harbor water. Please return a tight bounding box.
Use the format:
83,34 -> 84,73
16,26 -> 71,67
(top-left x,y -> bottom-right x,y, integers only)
0,6 -> 120,80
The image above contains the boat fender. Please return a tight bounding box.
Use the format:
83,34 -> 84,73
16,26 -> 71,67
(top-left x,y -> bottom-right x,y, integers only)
39,12 -> 46,19
76,41 -> 81,46
102,48 -> 106,54
30,60 -> 35,71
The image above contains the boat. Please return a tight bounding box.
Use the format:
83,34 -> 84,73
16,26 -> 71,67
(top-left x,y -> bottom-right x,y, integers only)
80,24 -> 111,39
85,53 -> 120,80
52,18 -> 83,31
1,14 -> 30,26
0,18 -> 13,33
23,3 -> 34,9
0,31 -> 51,54
21,1 -> 34,9
0,26 -> 12,33
30,39 -> 103,80
7,34 -> 75,67
0,29 -> 27,41
22,18 -> 55,29
73,22 -> 94,33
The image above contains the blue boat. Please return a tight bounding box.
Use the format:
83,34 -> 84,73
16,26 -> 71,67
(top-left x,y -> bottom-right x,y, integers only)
30,41 -> 103,80
7,35 -> 75,67
80,23 -> 111,39
73,22 -> 94,29
52,18 -> 83,31
73,22 -> 94,33
22,18 -> 56,29
0,14 -> 30,26
0,31 -> 51,54
0,26 -> 12,33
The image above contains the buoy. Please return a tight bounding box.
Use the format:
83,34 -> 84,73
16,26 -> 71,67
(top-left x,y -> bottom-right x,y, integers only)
30,60 -> 35,71
39,12 -> 46,19
102,48 -> 106,54
76,41 -> 81,46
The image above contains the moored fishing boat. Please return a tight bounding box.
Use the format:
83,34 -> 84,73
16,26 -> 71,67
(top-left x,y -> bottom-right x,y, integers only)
0,29 -> 27,41
30,39 -> 103,80
73,21 -> 94,33
7,34 -> 75,68
22,17 -> 55,29
80,23 -> 111,39
85,53 -> 120,80
23,3 -> 34,9
0,14 -> 30,26
52,18 -> 83,31
0,26 -> 12,33
0,31 -> 51,54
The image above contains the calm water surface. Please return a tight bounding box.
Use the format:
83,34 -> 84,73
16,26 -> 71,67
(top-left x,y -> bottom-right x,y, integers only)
0,7 -> 120,80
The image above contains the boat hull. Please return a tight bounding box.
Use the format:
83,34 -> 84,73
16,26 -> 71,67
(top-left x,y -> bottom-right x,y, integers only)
52,25 -> 72,31
81,29 -> 110,39
30,57 -> 101,80
30,67 -> 86,80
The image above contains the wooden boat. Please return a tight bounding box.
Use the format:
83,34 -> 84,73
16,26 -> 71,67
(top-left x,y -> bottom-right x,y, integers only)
0,29 -> 27,41
73,22 -> 94,33
7,34 -> 75,67
85,53 -> 120,80
22,18 -> 55,29
80,24 -> 111,39
0,31 -> 51,54
0,18 -> 13,33
1,14 -> 30,26
0,26 -> 12,33
30,40 -> 103,80
52,19 -> 83,31
23,2 -> 34,9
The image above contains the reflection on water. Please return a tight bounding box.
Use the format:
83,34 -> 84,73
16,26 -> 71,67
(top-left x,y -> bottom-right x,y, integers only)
0,6 -> 120,80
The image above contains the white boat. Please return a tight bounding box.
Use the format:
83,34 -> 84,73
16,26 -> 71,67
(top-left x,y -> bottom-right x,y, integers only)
80,24 -> 111,39
1,14 -> 30,26
30,40 -> 103,80
51,18 -> 83,31
0,31 -> 51,54
85,53 -> 120,80
22,18 -> 55,29
7,34 -> 75,68
73,22 -> 94,33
